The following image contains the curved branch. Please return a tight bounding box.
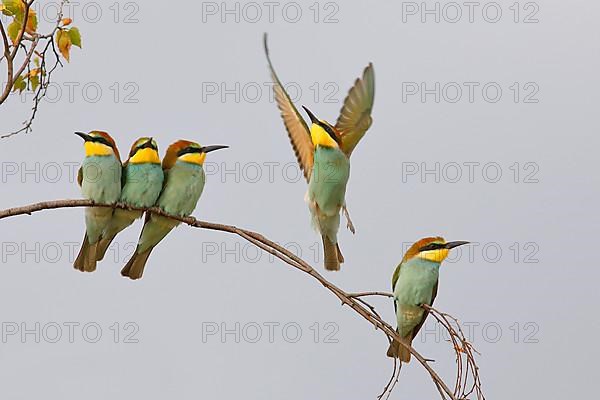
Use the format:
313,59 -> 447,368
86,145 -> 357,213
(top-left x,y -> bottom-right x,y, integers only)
0,198 -> 460,400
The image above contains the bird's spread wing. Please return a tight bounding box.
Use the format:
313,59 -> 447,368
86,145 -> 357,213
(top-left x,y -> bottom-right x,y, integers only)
411,280 -> 438,339
264,34 -> 314,181
335,63 -> 375,157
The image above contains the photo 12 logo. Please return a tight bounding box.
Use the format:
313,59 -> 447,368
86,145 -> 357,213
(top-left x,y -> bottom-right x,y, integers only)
401,161 -> 540,184
0,1 -> 142,25
419,321 -> 540,344
401,2 -> 540,24
201,81 -> 341,104
401,82 -> 540,104
201,2 -> 340,24
1,321 -> 140,344
201,321 -> 340,344
6,81 -> 140,104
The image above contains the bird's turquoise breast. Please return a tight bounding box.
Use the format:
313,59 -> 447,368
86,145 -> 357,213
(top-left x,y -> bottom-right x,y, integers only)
120,163 -> 164,207
81,155 -> 121,203
158,161 -> 206,216
308,146 -> 350,216
394,258 -> 440,306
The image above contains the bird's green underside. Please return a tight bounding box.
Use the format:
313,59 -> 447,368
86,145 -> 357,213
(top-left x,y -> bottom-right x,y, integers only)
137,161 -> 206,254
307,146 -> 350,243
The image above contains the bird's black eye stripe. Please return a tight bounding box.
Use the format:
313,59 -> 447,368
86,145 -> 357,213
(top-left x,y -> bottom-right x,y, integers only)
177,146 -> 202,157
318,122 -> 339,143
92,136 -> 112,147
419,243 -> 445,252
130,140 -> 157,157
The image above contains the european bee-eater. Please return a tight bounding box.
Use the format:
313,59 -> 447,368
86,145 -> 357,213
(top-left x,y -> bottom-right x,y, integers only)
95,137 -> 164,261
121,140 -> 228,280
73,130 -> 122,272
264,34 -> 375,271
387,237 -> 469,362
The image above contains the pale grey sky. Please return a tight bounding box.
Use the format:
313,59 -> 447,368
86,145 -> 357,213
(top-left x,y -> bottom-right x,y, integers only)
1,0 -> 599,398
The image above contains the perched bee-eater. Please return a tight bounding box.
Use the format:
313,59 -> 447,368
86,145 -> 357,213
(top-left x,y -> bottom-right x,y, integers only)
95,137 -> 164,261
387,237 -> 469,362
121,140 -> 228,280
264,34 -> 375,271
73,131 -> 122,272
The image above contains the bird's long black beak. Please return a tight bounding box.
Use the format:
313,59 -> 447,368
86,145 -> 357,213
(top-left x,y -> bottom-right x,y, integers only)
201,145 -> 229,153
444,241 -> 470,249
74,131 -> 92,142
302,106 -> 319,124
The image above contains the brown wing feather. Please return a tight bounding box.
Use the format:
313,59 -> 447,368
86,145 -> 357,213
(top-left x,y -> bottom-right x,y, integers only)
335,63 -> 375,157
77,166 -> 83,187
264,34 -> 314,182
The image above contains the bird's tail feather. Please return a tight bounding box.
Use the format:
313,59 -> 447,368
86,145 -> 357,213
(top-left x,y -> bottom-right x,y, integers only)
386,335 -> 412,362
121,247 -> 154,280
336,243 -> 344,264
95,235 -> 115,261
322,235 -> 340,271
73,233 -> 98,272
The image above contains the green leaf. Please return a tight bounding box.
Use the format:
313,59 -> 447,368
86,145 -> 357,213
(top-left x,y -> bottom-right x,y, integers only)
30,75 -> 39,91
12,75 -> 26,93
7,19 -> 21,43
2,0 -> 24,19
68,27 -> 82,48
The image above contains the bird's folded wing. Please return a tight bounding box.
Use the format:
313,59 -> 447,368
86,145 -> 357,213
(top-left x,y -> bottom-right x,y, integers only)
264,34 -> 314,182
411,281 -> 438,338
335,63 -> 375,157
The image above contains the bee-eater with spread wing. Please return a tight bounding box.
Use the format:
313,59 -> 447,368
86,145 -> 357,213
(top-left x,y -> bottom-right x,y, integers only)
73,131 -> 122,272
264,34 -> 375,271
387,237 -> 469,362
121,140 -> 228,280
95,137 -> 164,261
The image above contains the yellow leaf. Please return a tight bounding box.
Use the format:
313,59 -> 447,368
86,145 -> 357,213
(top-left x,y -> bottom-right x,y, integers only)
25,8 -> 37,34
56,29 -> 71,62
61,17 -> 72,26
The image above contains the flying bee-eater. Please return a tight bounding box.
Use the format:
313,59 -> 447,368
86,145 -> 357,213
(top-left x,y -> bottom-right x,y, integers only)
263,33 -> 375,271
95,137 -> 164,261
73,130 -> 122,272
121,140 -> 228,280
387,237 -> 470,362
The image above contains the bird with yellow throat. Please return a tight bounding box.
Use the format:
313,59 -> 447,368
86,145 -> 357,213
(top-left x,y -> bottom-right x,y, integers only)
73,131 -> 122,272
121,140 -> 228,280
387,237 -> 469,362
264,33 -> 375,271
95,137 -> 164,262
